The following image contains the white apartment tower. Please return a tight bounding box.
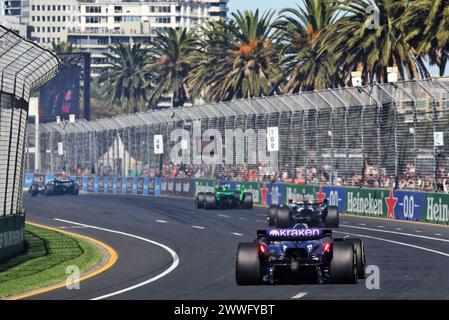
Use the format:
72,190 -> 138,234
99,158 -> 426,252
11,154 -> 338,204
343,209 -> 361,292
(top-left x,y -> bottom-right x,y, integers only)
29,0 -> 80,45
23,0 -> 229,74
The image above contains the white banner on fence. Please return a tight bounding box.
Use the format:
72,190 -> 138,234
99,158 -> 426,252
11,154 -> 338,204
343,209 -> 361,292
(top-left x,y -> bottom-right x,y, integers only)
154,135 -> 164,154
434,132 -> 444,146
57,142 -> 64,156
267,127 -> 279,152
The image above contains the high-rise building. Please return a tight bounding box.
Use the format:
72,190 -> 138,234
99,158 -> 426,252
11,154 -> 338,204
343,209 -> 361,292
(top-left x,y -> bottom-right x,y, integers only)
28,0 -> 79,45
66,0 -> 225,76
22,1 -> 229,75
202,0 -> 228,21
1,0 -> 31,37
2,0 -> 28,18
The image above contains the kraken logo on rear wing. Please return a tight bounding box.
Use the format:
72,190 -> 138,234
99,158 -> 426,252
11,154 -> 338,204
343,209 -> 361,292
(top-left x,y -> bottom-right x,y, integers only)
257,228 -> 332,241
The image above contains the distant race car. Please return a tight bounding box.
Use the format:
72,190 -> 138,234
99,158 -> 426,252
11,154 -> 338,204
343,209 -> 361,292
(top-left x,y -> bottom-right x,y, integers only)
195,185 -> 253,210
28,182 -> 46,196
235,224 -> 366,285
43,179 -> 80,196
267,198 -> 339,229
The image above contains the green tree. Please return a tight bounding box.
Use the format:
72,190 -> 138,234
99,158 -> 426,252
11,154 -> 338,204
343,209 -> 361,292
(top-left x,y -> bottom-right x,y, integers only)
96,43 -> 149,113
189,10 -> 284,102
51,41 -> 78,55
324,0 -> 425,84
403,0 -> 449,76
277,0 -> 341,92
145,28 -> 197,108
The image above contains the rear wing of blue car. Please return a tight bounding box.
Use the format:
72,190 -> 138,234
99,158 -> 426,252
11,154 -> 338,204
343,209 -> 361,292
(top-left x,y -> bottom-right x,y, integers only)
257,228 -> 332,241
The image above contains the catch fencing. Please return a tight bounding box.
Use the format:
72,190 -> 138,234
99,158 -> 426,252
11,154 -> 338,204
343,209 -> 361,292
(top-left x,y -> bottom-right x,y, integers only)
26,77 -> 449,192
0,25 -> 59,261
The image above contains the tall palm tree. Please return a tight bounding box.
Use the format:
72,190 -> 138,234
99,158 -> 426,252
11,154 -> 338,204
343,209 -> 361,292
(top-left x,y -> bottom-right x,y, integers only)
324,0 -> 424,84
277,0 -> 341,92
189,10 -> 284,102
96,43 -> 149,113
145,28 -> 197,109
403,0 -> 449,76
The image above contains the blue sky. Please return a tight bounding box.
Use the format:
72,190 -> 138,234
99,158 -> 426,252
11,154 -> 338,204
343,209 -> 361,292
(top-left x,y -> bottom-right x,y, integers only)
228,0 -> 299,14
227,0 -> 446,76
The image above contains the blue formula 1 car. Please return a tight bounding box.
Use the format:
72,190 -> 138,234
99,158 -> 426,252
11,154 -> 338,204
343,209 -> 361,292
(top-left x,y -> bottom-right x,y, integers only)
267,199 -> 339,229
235,224 -> 366,285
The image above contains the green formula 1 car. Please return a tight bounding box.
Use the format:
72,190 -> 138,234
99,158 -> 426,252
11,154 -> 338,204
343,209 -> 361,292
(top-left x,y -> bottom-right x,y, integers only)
195,185 -> 254,210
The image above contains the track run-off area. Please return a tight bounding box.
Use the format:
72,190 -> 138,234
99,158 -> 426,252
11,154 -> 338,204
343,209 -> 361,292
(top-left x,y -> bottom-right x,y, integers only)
23,193 -> 449,300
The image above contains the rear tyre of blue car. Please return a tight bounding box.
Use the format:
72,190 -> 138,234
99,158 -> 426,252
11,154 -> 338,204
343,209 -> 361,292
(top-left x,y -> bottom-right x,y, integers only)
330,242 -> 357,284
235,243 -> 262,285
267,205 -> 278,226
195,192 -> 205,209
275,207 -> 292,228
344,238 -> 366,279
205,192 -> 216,210
45,184 -> 54,196
325,206 -> 339,228
242,192 -> 253,209
71,184 -> 79,195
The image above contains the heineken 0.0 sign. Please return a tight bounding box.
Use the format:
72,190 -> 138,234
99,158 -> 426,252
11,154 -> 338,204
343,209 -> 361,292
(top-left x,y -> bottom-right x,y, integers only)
434,132 -> 444,146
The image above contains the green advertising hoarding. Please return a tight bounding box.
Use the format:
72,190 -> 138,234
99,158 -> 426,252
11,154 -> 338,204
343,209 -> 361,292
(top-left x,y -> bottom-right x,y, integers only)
424,192 -> 449,225
345,187 -> 389,218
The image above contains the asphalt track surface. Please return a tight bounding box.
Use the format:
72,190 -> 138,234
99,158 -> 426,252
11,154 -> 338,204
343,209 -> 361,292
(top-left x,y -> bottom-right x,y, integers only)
23,193 -> 449,300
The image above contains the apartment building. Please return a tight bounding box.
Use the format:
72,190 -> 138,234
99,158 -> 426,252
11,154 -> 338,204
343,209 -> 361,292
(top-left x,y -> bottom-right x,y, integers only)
66,0 -> 222,76
0,0 -> 31,37
204,0 -> 228,21
28,0 -> 79,45
10,0 -> 229,75
1,0 -> 26,17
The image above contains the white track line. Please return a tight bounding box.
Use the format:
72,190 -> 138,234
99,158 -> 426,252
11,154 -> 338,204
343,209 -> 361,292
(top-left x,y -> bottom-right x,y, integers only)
334,230 -> 449,258
57,226 -> 87,229
156,220 -> 167,223
192,225 -> 205,230
291,292 -> 308,299
341,224 -> 449,243
231,232 -> 243,236
435,233 -> 443,236
54,218 -> 180,300
395,228 -> 403,231
217,214 -> 230,218
378,226 -> 384,228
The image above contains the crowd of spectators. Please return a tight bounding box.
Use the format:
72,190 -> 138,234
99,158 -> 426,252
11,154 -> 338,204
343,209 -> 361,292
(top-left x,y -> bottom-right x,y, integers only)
61,160 -> 449,192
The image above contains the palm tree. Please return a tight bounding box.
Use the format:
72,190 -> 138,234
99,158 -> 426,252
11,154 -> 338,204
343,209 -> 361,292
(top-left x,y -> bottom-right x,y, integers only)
403,0 -> 449,76
276,0 -> 341,92
189,10 -> 284,102
96,43 -> 149,113
144,28 -> 198,109
324,0 -> 425,84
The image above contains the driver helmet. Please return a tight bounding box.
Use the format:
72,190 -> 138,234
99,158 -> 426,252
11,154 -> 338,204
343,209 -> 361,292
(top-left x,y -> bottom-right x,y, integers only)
293,223 -> 309,230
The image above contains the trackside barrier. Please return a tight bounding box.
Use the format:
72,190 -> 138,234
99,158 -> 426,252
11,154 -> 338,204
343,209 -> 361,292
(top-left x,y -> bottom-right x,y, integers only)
23,174 -> 449,225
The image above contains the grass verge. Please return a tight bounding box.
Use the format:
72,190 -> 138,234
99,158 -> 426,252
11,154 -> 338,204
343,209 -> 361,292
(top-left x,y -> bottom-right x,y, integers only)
0,223 -> 104,298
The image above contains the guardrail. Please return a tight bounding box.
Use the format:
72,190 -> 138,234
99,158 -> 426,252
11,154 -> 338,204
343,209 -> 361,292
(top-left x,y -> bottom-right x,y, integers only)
24,174 -> 449,226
